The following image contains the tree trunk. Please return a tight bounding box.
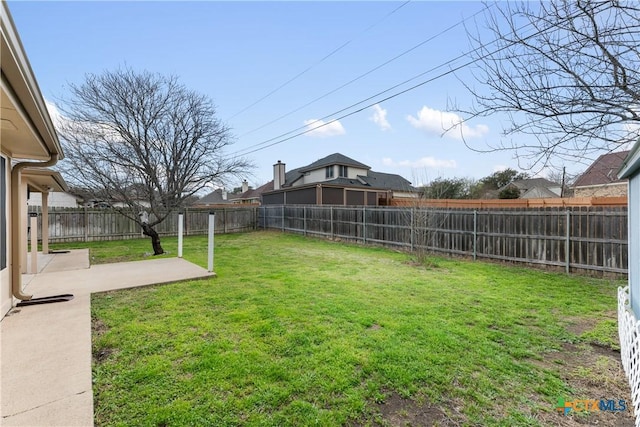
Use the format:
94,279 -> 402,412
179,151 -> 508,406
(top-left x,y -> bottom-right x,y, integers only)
141,223 -> 165,255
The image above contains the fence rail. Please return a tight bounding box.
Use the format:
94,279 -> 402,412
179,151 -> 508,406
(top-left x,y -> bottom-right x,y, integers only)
27,206 -> 257,243
258,205 -> 628,275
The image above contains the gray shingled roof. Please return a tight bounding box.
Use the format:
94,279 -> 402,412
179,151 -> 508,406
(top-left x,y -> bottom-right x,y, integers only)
509,178 -> 560,191
574,150 -> 630,187
299,153 -> 370,172
360,171 -> 415,192
265,153 -> 415,193
195,189 -> 240,205
283,167 -> 305,187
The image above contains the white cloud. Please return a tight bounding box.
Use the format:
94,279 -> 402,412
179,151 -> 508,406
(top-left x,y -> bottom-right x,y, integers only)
369,104 -> 391,131
406,106 -> 489,140
382,156 -> 457,169
303,119 -> 345,138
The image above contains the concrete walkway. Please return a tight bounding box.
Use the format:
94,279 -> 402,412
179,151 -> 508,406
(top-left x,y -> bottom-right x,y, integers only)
1,251 -> 215,426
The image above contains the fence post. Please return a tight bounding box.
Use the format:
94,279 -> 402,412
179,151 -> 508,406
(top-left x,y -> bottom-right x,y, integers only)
303,206 -> 307,236
410,208 -> 415,252
565,210 -> 571,274
330,206 -> 334,239
83,205 -> 89,242
473,210 -> 478,261
184,207 -> 189,236
281,206 -> 285,231
178,212 -> 184,258
362,206 -> 367,243
208,211 -> 215,272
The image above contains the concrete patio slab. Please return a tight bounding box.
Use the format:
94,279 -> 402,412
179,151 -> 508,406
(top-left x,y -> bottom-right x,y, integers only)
1,251 -> 215,426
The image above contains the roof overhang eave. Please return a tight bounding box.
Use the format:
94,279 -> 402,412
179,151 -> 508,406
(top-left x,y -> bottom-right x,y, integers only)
619,139 -> 640,179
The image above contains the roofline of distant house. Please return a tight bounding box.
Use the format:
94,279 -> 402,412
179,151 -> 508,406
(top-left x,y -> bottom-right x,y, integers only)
574,181 -> 627,190
262,181 -> 395,196
619,139 -> 640,179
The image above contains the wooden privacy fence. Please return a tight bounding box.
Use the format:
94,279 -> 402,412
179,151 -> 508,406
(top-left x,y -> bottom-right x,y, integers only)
27,206 -> 257,243
258,205 -> 628,275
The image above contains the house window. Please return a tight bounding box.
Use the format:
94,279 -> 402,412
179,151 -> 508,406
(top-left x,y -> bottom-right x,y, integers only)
339,165 -> 348,178
325,166 -> 334,178
1,156 -> 6,270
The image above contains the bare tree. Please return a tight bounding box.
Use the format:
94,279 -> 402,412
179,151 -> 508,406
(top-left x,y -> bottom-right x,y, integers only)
58,68 -> 252,254
461,1 -> 640,169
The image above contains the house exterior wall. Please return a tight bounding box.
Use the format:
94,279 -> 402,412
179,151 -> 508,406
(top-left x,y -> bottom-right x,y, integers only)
574,182 -> 628,197
20,180 -> 27,273
629,177 -> 640,313
346,190 -> 365,205
28,192 -> 78,208
286,187 -> 316,205
263,192 -> 285,205
1,153 -> 11,316
393,190 -> 419,199
549,186 -> 562,196
322,187 -> 343,205
294,166 -> 369,187
367,192 -> 377,205
300,169 -> 327,186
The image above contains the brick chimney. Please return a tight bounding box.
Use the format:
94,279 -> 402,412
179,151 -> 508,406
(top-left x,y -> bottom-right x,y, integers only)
273,160 -> 286,190
242,179 -> 249,193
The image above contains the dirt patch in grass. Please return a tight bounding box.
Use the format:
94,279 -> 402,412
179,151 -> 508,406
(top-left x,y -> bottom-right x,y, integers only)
533,342 -> 634,427
92,318 -> 108,336
565,318 -> 595,336
353,392 -> 461,427
376,392 -> 457,426
93,347 -> 115,363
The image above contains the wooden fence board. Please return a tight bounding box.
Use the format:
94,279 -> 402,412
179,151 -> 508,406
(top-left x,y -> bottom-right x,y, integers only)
28,206 -> 257,242
259,205 -> 628,275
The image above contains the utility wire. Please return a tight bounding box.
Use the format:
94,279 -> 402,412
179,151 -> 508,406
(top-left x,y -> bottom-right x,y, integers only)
226,1 -> 412,121
230,2 -> 606,158
235,2 -> 495,140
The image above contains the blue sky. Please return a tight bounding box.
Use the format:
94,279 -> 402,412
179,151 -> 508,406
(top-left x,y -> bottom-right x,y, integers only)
8,1 -> 582,190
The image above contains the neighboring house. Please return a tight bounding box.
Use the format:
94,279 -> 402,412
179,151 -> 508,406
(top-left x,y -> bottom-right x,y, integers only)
1,2 -> 66,317
617,140 -> 640,424
231,180 -> 266,205
26,174 -> 79,209
262,153 -> 417,206
500,178 -> 563,199
195,180 -> 267,207
574,150 -> 630,197
28,191 -> 79,208
194,188 -> 235,206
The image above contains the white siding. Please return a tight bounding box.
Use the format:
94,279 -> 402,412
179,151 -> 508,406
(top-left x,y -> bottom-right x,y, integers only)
28,192 -> 79,208
630,177 -> 640,314
1,154 -> 11,317
296,166 -> 369,186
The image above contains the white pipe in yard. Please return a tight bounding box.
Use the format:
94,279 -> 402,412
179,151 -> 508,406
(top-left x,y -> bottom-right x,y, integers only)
178,213 -> 184,258
208,212 -> 215,272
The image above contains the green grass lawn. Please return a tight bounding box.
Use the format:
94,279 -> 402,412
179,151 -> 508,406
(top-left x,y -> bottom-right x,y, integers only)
53,232 -> 628,426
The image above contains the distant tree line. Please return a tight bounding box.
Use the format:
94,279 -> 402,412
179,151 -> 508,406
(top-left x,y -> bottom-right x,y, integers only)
419,168 -> 531,200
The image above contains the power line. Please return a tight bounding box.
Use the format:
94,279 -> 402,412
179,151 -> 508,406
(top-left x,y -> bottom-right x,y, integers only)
230,2 -> 606,158
235,2 -> 495,141
225,1 -> 412,121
